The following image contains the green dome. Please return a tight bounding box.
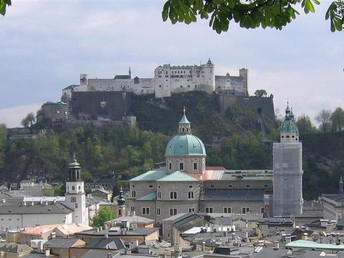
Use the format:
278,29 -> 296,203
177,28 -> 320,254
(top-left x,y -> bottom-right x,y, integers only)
69,155 -> 81,169
281,105 -> 299,135
165,135 -> 206,156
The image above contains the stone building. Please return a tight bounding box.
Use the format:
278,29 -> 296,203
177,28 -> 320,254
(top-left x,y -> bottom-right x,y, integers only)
62,60 -> 248,99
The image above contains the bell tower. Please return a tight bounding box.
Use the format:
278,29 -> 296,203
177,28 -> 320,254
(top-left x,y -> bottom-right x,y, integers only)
273,103 -> 303,216
64,154 -> 89,225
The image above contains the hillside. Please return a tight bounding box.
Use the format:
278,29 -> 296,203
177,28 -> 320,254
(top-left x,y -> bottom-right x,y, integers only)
1,92 -> 343,200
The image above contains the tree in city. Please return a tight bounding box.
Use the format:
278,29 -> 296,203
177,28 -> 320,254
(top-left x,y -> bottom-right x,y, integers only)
91,207 -> 114,227
315,109 -> 332,132
254,89 -> 267,97
162,0 -> 343,32
330,107 -> 344,132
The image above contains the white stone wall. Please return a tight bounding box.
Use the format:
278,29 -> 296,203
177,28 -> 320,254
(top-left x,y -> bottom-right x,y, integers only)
63,62 -> 247,99
0,213 -> 73,231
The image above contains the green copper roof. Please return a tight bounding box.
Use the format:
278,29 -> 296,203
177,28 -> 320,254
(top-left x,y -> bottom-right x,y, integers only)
179,114 -> 190,124
68,154 -> 81,169
280,104 -> 299,135
136,192 -> 156,201
130,170 -> 167,181
157,171 -> 199,182
165,134 -> 206,156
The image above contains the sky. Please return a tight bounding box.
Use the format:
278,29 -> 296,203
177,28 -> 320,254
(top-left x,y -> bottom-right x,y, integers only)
0,0 -> 342,128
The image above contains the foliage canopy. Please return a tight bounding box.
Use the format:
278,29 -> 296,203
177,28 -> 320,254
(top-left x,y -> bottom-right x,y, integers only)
162,0 -> 343,32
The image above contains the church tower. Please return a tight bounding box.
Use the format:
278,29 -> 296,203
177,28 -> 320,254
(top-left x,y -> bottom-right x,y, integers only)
64,154 -> 89,225
273,104 -> 303,216
117,186 -> 126,217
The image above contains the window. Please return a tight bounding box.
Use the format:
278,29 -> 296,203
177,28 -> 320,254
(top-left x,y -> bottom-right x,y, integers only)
224,207 -> 232,213
75,203 -> 78,208
169,208 -> 178,216
131,191 -> 136,198
157,208 -> 161,216
157,192 -> 162,199
179,162 -> 184,170
242,207 -> 250,214
193,162 -> 198,170
130,207 -> 135,212
205,207 -> 213,213
170,191 -> 177,199
142,207 -> 150,215
148,185 -> 153,188
188,191 -> 194,199
169,162 -> 172,170
188,207 -> 195,212
246,184 -> 251,188
71,197 -> 76,203
260,207 -> 265,214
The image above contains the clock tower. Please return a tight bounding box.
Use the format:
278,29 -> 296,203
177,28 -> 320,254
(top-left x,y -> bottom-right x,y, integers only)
64,154 -> 89,225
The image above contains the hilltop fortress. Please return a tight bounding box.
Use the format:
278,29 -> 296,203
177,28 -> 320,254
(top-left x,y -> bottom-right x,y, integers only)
38,60 -> 274,128
62,59 -> 248,99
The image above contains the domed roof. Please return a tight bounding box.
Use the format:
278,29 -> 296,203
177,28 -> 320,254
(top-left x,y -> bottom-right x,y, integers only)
69,154 -> 81,169
165,134 -> 206,156
281,104 -> 299,135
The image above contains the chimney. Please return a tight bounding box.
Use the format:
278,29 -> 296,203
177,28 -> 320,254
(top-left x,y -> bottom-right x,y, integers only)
274,241 -> 279,250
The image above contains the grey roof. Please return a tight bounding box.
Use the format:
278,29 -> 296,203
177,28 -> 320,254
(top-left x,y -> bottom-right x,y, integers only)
75,227 -> 159,237
44,237 -> 81,249
257,217 -> 294,225
80,250 -> 121,258
202,189 -> 265,201
85,237 -> 127,250
0,203 -> 74,215
106,215 -> 154,225
130,170 -> 167,181
322,193 -> 344,202
209,216 -> 232,225
0,243 -> 33,253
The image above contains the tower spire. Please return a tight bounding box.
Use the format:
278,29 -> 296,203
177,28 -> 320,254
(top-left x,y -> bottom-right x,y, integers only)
178,107 -> 191,134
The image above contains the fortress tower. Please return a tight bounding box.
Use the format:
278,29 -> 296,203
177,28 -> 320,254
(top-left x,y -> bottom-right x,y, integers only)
273,104 -> 303,216
64,154 -> 89,225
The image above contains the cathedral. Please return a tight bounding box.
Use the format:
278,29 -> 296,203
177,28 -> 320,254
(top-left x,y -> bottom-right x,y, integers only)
127,105 -> 303,223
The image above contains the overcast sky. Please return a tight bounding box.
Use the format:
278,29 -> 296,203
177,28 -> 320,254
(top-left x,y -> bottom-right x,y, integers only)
0,0 -> 343,128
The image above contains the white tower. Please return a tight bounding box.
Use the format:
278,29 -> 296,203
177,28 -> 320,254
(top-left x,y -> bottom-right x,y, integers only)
273,104 -> 303,216
64,155 -> 89,225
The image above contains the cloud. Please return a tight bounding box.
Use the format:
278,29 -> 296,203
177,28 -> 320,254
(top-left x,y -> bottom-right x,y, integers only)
0,104 -> 42,128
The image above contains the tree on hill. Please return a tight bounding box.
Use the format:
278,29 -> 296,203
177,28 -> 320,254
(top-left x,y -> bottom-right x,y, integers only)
315,109 -> 332,133
254,89 -> 267,97
296,115 -> 317,134
330,107 -> 344,132
162,0 -> 343,32
21,112 -> 36,133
